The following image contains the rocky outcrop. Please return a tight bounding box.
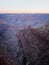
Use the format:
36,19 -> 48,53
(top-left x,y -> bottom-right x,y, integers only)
0,23 -> 26,65
0,24 -> 49,65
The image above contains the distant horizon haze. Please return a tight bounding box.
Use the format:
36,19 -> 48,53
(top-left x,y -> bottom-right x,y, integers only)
0,0 -> 49,13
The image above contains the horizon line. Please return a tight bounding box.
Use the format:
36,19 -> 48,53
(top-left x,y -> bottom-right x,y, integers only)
0,9 -> 49,14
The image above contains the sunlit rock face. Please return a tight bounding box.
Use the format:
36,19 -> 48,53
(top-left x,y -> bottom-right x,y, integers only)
0,23 -> 49,65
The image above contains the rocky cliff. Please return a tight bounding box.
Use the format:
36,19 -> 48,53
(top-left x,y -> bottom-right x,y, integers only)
0,24 -> 49,65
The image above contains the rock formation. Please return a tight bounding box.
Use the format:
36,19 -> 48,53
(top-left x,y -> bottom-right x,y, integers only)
0,23 -> 49,65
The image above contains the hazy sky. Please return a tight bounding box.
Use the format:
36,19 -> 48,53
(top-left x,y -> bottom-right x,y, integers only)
0,0 -> 49,13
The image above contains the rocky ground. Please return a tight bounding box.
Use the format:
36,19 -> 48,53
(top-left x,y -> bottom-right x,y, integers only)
0,23 -> 49,65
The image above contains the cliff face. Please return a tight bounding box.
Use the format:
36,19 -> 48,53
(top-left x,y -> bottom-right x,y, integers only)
17,25 -> 49,65
0,24 -> 49,65
0,23 -> 26,65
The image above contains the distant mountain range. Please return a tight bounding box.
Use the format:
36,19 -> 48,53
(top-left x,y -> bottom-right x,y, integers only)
0,14 -> 49,29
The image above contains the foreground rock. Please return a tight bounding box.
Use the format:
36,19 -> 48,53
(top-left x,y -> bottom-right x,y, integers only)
0,24 -> 49,65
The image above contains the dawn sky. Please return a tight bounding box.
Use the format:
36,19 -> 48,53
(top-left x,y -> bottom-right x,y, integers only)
0,0 -> 49,13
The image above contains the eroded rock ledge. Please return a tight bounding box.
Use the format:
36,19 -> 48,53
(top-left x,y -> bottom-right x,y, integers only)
0,24 -> 49,65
